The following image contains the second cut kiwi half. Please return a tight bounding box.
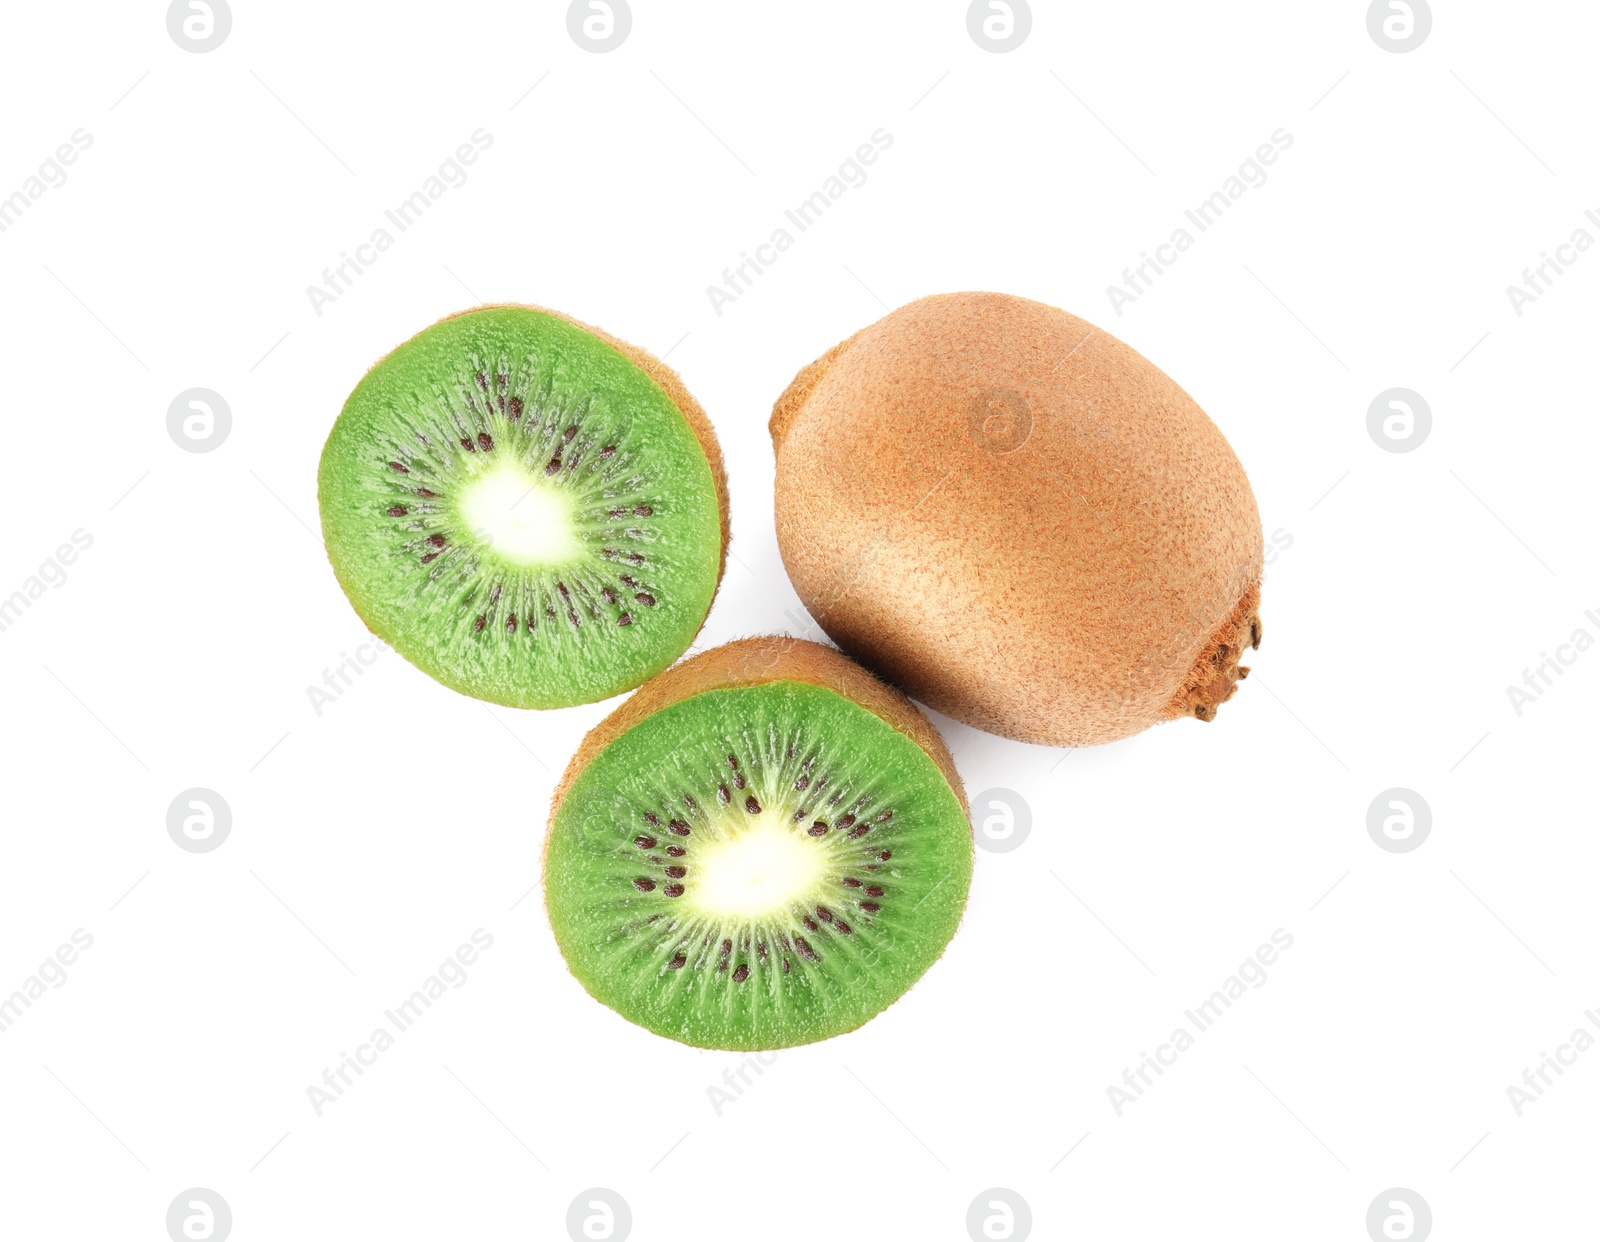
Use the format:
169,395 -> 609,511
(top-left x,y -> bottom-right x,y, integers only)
544,638 -> 973,1050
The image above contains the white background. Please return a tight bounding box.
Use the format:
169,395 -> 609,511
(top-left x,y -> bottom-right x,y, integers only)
1,1 -> 1596,1238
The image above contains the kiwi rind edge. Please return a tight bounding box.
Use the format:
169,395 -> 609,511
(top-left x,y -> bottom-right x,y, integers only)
543,636 -> 971,873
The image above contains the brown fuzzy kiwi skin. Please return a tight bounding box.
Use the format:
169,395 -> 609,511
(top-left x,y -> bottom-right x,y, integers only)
770,291 -> 1264,748
543,636 -> 971,875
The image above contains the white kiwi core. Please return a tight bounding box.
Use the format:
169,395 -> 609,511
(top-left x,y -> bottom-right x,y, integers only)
459,463 -> 581,565
685,815 -> 829,919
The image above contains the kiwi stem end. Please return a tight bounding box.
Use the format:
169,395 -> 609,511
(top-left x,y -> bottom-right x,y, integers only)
1164,584 -> 1263,724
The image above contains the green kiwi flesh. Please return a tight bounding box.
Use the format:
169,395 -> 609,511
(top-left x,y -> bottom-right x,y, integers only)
318,307 -> 724,708
544,680 -> 972,1049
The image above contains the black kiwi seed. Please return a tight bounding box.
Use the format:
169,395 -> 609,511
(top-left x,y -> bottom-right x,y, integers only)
632,878 -> 655,892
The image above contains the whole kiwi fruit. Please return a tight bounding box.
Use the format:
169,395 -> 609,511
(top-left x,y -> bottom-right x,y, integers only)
543,636 -> 972,1050
770,291 -> 1263,747
319,304 -> 728,709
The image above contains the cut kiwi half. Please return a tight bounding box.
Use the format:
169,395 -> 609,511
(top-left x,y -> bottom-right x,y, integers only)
318,305 -> 728,708
544,638 -> 973,1050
